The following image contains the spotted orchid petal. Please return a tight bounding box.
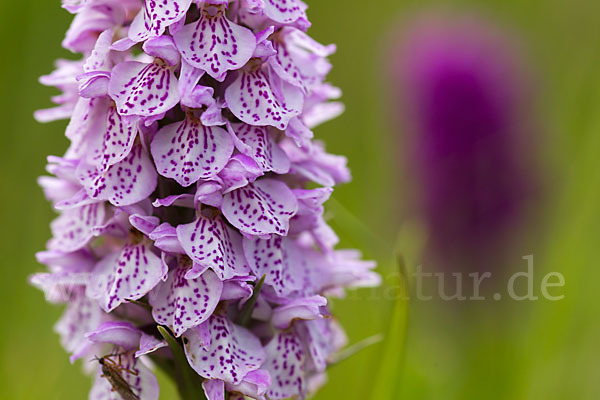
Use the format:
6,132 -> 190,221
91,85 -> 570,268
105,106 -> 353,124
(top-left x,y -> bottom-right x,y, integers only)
55,292 -> 107,363
77,144 -> 158,207
83,28 -> 114,74
176,214 -> 251,280
129,0 -> 193,43
63,2 -> 124,53
149,267 -> 223,337
242,236 -> 303,296
87,242 -> 167,312
88,103 -> 138,171
222,178 -> 298,237
231,123 -> 290,174
89,351 -> 159,400
29,272 -> 90,305
151,114 -> 234,186
48,203 -> 106,253
225,65 -> 303,130
262,0 -> 308,27
289,187 -> 332,233
264,330 -> 307,400
183,313 -> 265,384
108,60 -> 180,118
298,318 -> 347,372
173,3 -> 256,81
269,34 -> 307,92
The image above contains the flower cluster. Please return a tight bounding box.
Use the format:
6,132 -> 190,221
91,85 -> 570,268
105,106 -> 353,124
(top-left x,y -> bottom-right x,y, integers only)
32,1 -> 379,399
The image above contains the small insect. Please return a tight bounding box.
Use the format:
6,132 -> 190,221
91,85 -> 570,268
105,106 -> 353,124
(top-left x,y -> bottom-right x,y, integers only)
93,354 -> 140,400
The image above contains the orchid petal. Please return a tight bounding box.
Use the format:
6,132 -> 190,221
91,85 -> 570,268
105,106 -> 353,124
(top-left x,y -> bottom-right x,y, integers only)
109,61 -> 180,118
222,179 -> 298,237
264,330 -> 306,400
149,268 -> 223,337
183,313 -> 265,384
173,4 -> 255,81
129,0 -> 193,43
77,144 -> 158,207
87,243 -> 167,312
225,67 -> 303,130
177,214 -> 251,280
151,114 -> 234,186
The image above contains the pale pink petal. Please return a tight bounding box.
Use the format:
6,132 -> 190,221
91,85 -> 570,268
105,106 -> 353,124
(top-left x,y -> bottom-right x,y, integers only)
87,243 -> 167,312
151,114 -> 234,186
202,379 -> 225,400
182,313 -> 265,384
136,332 -> 168,357
242,236 -> 304,296
262,0 -> 308,26
88,104 -> 138,171
173,4 -> 256,81
149,268 -> 223,337
264,330 -> 307,400
86,321 -> 142,351
271,295 -> 327,329
231,123 -> 290,174
109,60 -> 180,117
176,214 -> 251,280
48,203 -> 106,252
54,293 -> 107,363
77,144 -> 158,207
129,0 -> 192,43
222,179 -> 298,237
225,67 -> 303,130
297,318 -> 347,372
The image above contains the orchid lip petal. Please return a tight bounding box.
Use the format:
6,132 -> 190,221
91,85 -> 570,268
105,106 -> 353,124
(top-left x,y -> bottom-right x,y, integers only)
173,4 -> 256,81
151,114 -> 234,187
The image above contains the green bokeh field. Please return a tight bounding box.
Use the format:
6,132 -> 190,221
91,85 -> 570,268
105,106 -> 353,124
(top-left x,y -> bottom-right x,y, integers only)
1,0 -> 599,399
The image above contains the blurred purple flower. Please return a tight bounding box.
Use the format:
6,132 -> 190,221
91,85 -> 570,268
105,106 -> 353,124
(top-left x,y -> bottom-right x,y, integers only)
392,14 -> 537,272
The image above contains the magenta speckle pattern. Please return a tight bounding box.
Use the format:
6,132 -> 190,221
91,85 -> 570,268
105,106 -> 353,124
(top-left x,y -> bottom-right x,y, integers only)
173,4 -> 255,81
222,178 -> 298,236
109,60 -> 180,117
150,267 -> 223,337
183,313 -> 265,385
264,330 -> 306,400
225,67 -> 303,130
232,123 -> 291,174
49,203 -> 105,252
129,0 -> 193,43
151,114 -> 234,186
78,144 -> 158,207
264,0 -> 306,25
177,214 -> 250,280
88,242 -> 166,312
90,104 -> 138,172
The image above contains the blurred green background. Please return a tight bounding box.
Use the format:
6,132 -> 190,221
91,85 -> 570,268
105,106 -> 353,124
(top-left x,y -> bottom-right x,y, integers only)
1,0 -> 599,399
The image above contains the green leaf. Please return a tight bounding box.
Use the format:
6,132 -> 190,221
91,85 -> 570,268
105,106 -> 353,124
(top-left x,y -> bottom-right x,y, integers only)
369,255 -> 409,400
157,326 -> 206,400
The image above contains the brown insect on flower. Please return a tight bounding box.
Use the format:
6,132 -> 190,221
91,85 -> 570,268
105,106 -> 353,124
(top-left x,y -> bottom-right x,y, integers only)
94,354 -> 140,400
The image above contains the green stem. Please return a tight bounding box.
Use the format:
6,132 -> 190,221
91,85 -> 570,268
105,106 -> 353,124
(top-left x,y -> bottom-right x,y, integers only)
157,326 -> 206,400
